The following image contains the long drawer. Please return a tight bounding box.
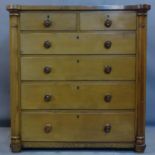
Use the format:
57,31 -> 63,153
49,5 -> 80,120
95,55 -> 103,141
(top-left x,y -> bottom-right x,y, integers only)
20,12 -> 77,30
21,32 -> 136,54
21,112 -> 135,142
21,55 -> 135,81
80,11 -> 136,30
21,82 -> 135,110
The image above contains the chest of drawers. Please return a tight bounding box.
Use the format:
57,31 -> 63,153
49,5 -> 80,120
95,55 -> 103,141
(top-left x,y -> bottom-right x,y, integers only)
7,4 -> 150,152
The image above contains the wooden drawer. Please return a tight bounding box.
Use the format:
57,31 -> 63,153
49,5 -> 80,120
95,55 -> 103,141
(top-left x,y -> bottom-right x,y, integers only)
80,11 -> 136,30
21,56 -> 135,81
22,112 -> 135,142
21,32 -> 136,54
20,12 -> 76,30
21,82 -> 135,110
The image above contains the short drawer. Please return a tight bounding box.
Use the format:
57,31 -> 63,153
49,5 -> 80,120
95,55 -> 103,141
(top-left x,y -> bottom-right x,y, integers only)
21,32 -> 136,54
21,55 -> 135,81
20,12 -> 76,30
21,112 -> 135,142
80,11 -> 136,30
21,82 -> 135,110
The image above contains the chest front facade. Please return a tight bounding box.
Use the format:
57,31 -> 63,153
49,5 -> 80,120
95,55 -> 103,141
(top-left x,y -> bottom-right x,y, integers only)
7,4 -> 150,152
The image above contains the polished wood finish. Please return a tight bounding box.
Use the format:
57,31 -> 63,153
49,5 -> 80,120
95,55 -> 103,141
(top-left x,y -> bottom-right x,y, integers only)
135,11 -> 147,153
9,10 -> 21,153
21,32 -> 136,54
21,112 -> 135,142
20,12 -> 76,30
7,4 -> 150,152
21,56 -> 135,80
21,82 -> 135,110
80,11 -> 136,30
7,4 -> 151,11
22,141 -> 134,148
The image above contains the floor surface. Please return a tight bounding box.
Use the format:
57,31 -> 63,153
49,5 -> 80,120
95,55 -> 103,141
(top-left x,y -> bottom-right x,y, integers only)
0,126 -> 154,155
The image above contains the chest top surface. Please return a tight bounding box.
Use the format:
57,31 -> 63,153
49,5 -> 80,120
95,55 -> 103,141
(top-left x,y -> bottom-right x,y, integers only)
7,4 -> 151,12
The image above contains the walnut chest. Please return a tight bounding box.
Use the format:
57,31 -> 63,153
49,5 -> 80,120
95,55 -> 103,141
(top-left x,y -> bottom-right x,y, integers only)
7,4 -> 150,152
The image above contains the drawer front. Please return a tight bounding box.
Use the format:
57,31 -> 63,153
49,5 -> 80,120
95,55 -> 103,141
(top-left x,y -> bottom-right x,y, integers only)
21,32 -> 136,54
22,112 -> 135,142
21,56 -> 135,80
20,12 -> 76,30
80,11 -> 136,30
21,82 -> 135,110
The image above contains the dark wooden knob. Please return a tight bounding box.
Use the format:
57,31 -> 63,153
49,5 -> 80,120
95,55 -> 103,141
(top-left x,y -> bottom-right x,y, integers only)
44,40 -> 51,49
104,94 -> 112,103
104,124 -> 111,133
44,19 -> 52,27
104,65 -> 112,74
44,66 -> 51,74
44,123 -> 52,133
44,95 -> 52,102
104,19 -> 112,28
104,41 -> 112,49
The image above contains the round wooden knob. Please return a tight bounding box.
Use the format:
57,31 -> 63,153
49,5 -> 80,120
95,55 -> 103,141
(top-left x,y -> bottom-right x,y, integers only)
104,94 -> 112,103
104,65 -> 112,74
44,40 -> 51,49
44,66 -> 52,74
44,95 -> 52,102
44,19 -> 52,27
44,123 -> 52,133
104,19 -> 112,28
104,41 -> 112,49
104,124 -> 112,133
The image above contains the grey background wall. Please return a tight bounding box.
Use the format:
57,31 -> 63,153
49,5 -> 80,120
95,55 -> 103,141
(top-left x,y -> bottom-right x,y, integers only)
0,0 -> 154,126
